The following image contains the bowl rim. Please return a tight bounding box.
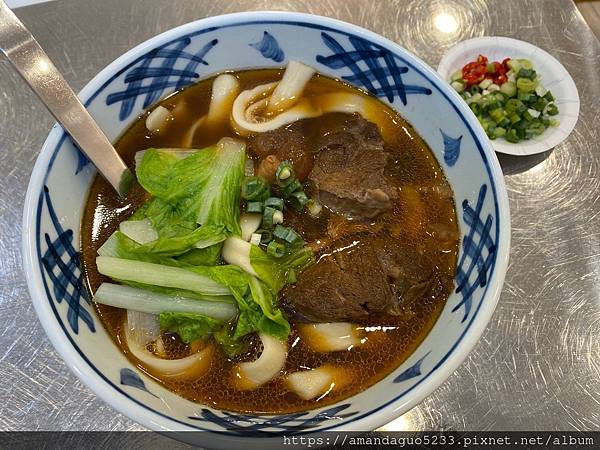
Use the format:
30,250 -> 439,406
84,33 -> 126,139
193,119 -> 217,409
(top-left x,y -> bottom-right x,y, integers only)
21,10 -> 511,434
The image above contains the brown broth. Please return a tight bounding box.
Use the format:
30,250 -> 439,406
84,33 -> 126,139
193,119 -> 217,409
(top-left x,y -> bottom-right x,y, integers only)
80,70 -> 458,414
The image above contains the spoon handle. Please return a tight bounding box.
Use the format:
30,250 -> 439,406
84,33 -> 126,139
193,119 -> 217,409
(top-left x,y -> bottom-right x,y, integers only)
0,1 -> 132,196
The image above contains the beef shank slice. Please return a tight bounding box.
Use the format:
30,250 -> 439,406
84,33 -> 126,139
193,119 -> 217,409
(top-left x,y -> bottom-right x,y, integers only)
281,239 -> 393,322
309,115 -> 396,219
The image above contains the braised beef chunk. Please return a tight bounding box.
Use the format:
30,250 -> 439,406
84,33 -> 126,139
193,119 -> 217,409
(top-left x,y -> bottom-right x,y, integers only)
371,237 -> 454,315
251,113 -> 456,324
248,123 -> 314,181
309,116 -> 395,219
248,113 -> 396,219
281,238 -> 393,322
281,231 -> 452,323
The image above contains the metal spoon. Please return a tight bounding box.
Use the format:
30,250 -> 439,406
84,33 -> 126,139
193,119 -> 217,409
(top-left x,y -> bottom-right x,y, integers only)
0,0 -> 132,196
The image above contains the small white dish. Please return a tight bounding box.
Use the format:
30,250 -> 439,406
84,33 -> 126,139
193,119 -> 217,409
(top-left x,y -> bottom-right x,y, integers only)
438,36 -> 579,156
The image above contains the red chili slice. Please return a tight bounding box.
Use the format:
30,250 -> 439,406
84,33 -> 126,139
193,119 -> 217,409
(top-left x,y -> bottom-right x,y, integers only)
462,54 -> 489,87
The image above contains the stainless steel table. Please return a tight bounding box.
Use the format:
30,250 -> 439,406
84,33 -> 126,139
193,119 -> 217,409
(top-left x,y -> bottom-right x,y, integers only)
1,0 -> 598,433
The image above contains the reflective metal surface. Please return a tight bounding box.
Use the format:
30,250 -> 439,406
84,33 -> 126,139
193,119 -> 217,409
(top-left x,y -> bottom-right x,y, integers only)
0,0 -> 598,432
0,0 -> 131,196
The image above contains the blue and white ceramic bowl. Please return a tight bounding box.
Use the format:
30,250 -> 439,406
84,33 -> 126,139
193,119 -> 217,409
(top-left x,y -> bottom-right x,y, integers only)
22,11 -> 510,446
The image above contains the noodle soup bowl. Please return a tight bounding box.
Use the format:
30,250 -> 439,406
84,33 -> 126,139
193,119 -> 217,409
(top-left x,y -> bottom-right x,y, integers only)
22,11 -> 510,447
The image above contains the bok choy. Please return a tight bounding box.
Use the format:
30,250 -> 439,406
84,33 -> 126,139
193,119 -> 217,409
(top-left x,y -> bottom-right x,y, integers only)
93,136 -> 315,356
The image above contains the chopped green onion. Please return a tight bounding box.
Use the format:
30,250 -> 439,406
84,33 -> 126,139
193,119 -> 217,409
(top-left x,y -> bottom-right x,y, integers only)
273,225 -> 303,246
275,161 -> 295,185
509,99 -> 526,114
535,84 -> 548,97
517,58 -> 533,70
489,108 -> 506,123
451,80 -> 465,93
451,56 -> 558,143
289,190 -> 309,211
526,120 -> 546,136
518,91 -> 537,104
264,197 -> 284,211
273,225 -> 290,240
516,77 -> 538,93
544,103 -> 559,116
450,69 -> 463,82
246,201 -> 264,213
505,128 -> 520,143
507,59 -> 522,72
478,78 -> 493,89
508,112 -> 521,124
523,110 -> 535,122
498,117 -> 511,128
257,229 -> 273,244
493,127 -> 507,138
249,233 -> 262,246
544,91 -> 555,102
273,210 -> 284,225
532,96 -> 548,112
281,179 -> 302,198
241,176 -> 271,202
466,92 -> 482,104
517,68 -> 536,80
267,241 -> 285,258
500,82 -> 516,97
306,199 -> 322,217
262,206 -> 277,228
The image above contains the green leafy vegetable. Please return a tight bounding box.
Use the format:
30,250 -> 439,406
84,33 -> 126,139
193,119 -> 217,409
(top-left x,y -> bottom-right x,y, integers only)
94,282 -> 237,320
137,138 -> 245,237
159,312 -> 223,343
214,324 -> 251,357
118,222 -> 226,257
93,138 -> 316,355
248,276 -> 290,339
250,244 -> 315,293
175,244 -> 222,266
96,256 -> 231,297
267,240 -> 285,257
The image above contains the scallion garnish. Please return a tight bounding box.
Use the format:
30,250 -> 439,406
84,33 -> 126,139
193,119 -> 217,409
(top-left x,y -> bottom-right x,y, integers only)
246,201 -> 264,213
257,229 -> 273,244
241,176 -> 271,202
450,55 -> 559,142
273,225 -> 303,246
275,161 -> 295,185
265,197 -> 284,211
267,241 -> 285,258
289,190 -> 309,211
262,206 -> 277,229
281,179 -> 302,198
273,225 -> 290,240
